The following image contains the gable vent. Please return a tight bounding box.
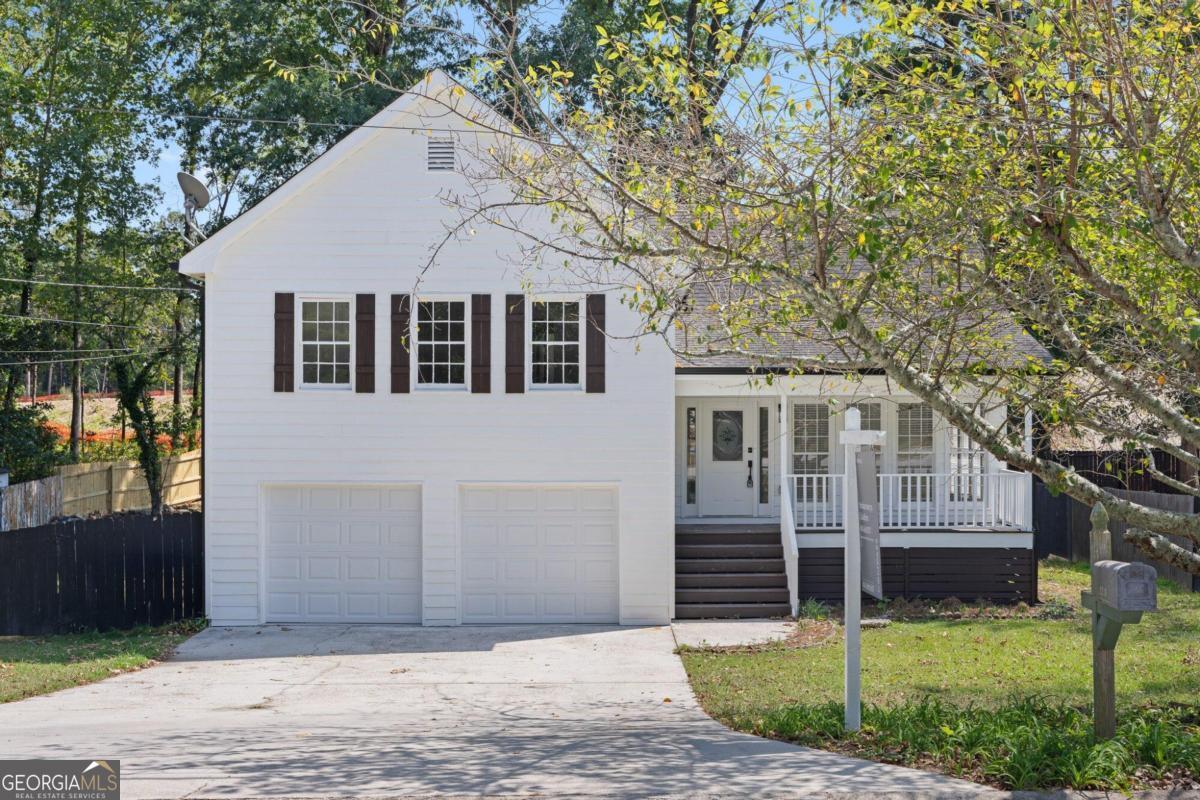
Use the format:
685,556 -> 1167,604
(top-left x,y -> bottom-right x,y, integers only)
427,138 -> 455,171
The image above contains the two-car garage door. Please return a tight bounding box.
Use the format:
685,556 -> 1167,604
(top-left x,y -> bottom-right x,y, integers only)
263,484 -> 619,624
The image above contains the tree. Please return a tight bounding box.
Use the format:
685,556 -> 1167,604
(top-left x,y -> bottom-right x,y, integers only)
385,0 -> 1200,572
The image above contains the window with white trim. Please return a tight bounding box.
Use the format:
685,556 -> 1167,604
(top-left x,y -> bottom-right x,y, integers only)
415,300 -> 466,386
300,299 -> 351,387
896,403 -> 934,500
850,401 -> 882,431
792,403 -> 830,501
948,426 -> 985,500
531,300 -> 580,386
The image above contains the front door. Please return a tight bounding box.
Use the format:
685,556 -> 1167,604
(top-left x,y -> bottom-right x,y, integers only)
699,402 -> 758,516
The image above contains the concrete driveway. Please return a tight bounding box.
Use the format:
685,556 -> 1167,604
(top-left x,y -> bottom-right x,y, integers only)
0,625 -> 989,798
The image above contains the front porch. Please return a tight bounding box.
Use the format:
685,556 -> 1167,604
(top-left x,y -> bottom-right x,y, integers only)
672,376 -> 1037,618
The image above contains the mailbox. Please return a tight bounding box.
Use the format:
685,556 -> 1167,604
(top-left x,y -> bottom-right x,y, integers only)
1082,560 -> 1157,651
1092,560 -> 1157,612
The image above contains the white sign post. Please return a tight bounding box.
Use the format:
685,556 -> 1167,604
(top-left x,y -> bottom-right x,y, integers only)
839,407 -> 886,731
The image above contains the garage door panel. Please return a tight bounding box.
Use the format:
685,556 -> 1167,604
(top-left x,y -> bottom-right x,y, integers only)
308,522 -> 341,545
307,556 -> 341,580
264,485 -> 421,623
267,556 -> 301,580
308,487 -> 341,511
461,486 -> 618,623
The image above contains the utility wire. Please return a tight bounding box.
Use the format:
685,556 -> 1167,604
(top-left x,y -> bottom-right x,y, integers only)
12,100 -> 489,136
0,277 -> 198,293
0,313 -> 159,330
0,350 -> 160,367
2,347 -> 135,355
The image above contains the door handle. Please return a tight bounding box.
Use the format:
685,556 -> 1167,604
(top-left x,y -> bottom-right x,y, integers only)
747,459 -> 754,488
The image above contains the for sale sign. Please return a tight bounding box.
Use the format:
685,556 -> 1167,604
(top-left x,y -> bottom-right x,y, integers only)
855,448 -> 883,600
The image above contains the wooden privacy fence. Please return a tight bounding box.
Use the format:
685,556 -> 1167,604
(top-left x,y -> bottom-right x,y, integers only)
1034,481 -> 1198,591
0,475 -> 62,532
0,511 -> 204,635
59,450 -> 201,516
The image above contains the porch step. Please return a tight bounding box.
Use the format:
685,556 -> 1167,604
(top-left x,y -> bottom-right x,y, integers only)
675,558 -> 784,574
675,543 -> 783,559
676,587 -> 790,604
675,602 -> 792,620
676,530 -> 780,546
676,572 -> 788,589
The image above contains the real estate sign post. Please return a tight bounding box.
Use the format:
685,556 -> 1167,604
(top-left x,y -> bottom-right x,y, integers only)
840,408 -> 886,732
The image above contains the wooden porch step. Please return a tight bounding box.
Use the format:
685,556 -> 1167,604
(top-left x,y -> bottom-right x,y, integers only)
675,558 -> 784,574
675,543 -> 783,559
676,531 -> 780,546
674,602 -> 792,620
675,572 -> 787,589
676,587 -> 790,604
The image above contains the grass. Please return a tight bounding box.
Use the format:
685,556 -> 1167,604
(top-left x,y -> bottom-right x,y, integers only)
0,620 -> 205,703
680,561 -> 1200,789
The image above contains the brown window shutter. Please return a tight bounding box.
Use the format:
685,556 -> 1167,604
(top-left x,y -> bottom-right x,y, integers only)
274,293 -> 294,392
586,293 -> 606,393
390,294 -> 411,393
505,294 -> 525,393
355,293 -> 375,393
471,294 -> 491,393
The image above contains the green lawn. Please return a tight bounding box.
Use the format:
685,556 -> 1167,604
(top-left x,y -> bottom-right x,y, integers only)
0,621 -> 205,703
683,562 -> 1200,715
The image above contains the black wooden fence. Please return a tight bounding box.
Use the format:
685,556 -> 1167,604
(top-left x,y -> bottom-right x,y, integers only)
1033,481 -> 1198,592
0,511 -> 204,635
1050,449 -> 1190,494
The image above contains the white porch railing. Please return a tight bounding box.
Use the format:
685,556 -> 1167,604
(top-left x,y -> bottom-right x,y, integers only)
786,470 -> 1030,530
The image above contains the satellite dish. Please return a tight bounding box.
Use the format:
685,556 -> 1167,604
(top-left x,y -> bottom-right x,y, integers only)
177,172 -> 210,212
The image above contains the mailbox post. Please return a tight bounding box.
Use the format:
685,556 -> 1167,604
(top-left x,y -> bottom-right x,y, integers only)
1082,504 -> 1158,739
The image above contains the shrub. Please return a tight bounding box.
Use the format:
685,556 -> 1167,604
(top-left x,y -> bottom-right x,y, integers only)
743,697 -> 1200,790
0,404 -> 63,483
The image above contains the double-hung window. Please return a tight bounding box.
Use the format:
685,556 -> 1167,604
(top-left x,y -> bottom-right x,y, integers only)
896,403 -> 935,500
531,300 -> 581,386
415,300 -> 466,387
948,426 -> 985,500
792,403 -> 830,502
300,299 -> 351,388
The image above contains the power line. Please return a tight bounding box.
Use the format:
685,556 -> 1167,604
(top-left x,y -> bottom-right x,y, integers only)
0,313 -> 154,330
12,100 -> 494,136
0,277 -> 198,293
2,347 -> 135,355
0,350 -> 160,368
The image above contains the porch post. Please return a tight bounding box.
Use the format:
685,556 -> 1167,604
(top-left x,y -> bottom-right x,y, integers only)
1023,408 -> 1035,529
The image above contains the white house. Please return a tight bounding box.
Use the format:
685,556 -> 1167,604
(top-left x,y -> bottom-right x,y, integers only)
180,71 -> 1042,627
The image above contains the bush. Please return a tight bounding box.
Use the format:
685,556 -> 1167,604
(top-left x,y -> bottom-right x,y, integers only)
744,697 -> 1200,790
0,404 -> 63,483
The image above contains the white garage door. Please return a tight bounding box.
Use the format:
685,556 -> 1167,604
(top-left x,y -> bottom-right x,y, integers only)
460,485 -> 619,623
264,485 -> 421,622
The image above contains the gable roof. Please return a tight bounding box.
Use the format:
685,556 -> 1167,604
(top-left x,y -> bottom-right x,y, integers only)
178,70 -> 504,276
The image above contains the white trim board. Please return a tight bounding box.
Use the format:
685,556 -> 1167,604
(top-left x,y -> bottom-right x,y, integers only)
796,531 -> 1034,549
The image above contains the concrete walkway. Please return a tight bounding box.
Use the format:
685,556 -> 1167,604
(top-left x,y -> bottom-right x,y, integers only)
0,624 -> 991,798
672,618 -> 797,648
